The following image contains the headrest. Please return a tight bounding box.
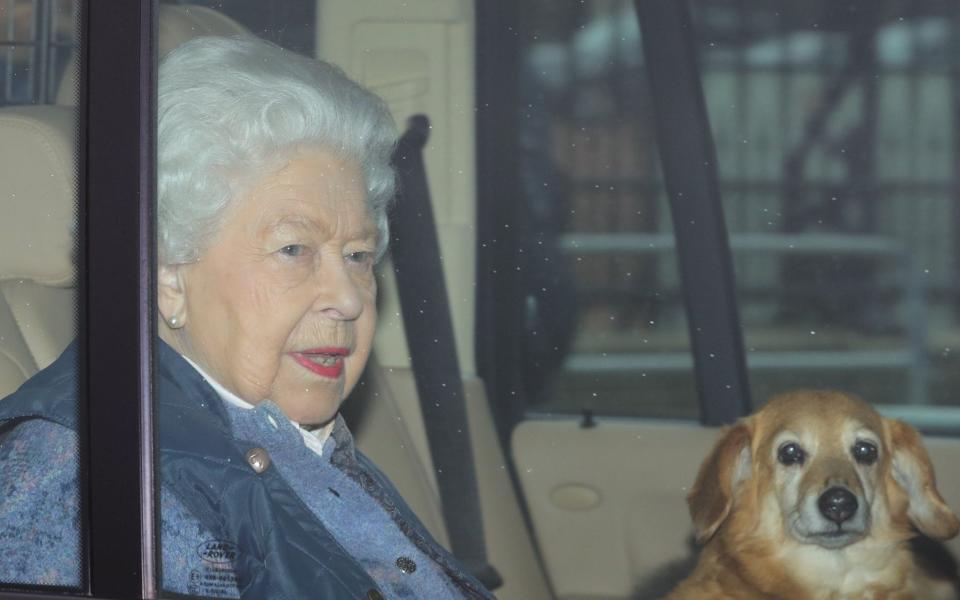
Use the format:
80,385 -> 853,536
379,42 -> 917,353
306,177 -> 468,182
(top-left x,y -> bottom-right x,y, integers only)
55,5 -> 250,105
158,5 -> 250,53
0,105 -> 77,287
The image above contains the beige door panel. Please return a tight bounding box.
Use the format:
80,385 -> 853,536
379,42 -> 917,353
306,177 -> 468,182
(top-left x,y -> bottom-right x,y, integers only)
923,436 -> 960,560
512,417 -> 960,600
513,419 -> 713,599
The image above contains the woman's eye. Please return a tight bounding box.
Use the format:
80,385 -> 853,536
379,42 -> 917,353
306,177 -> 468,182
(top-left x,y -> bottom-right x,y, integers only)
852,440 -> 878,465
279,244 -> 308,257
346,251 -> 372,265
777,442 -> 806,466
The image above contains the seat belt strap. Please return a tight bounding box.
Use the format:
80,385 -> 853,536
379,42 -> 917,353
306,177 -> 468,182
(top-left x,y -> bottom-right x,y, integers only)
390,115 -> 503,591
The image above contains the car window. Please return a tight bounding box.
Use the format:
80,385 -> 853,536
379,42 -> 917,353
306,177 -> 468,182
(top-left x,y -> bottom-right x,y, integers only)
489,0 -> 960,431
5,0 -> 958,597
692,0 -> 960,430
0,0 -> 81,591
499,0 -> 700,420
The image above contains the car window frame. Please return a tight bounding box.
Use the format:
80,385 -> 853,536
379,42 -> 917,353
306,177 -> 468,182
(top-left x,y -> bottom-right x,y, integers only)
0,0 -> 156,597
0,3 -> 155,598
632,0 -> 752,426
80,0 -> 157,596
474,0 -> 752,442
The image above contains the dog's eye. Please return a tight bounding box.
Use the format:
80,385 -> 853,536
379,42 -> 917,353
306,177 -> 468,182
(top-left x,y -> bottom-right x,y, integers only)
852,440 -> 878,465
777,442 -> 805,466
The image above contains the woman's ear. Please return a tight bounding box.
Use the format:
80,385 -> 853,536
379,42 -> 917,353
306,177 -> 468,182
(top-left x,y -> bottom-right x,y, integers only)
687,421 -> 753,544
158,264 -> 188,329
885,418 -> 959,541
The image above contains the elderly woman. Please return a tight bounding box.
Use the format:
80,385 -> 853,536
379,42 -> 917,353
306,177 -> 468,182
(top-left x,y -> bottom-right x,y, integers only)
0,36 -> 493,600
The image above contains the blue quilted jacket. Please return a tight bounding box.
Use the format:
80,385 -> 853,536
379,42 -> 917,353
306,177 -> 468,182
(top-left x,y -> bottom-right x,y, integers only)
0,341 -> 494,599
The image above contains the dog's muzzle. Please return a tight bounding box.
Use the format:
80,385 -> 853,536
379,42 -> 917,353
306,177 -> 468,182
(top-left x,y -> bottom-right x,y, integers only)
818,487 -> 858,524
792,484 -> 868,548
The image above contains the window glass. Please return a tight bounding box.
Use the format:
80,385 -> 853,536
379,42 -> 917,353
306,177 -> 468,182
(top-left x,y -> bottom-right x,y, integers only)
0,0 -> 81,591
692,1 -> 960,429
514,0 -> 699,419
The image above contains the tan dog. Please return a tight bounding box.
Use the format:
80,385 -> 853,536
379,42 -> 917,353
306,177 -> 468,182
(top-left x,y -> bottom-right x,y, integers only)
665,390 -> 960,599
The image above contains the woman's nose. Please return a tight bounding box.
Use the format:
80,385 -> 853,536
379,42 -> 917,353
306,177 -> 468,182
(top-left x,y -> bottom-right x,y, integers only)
312,262 -> 363,320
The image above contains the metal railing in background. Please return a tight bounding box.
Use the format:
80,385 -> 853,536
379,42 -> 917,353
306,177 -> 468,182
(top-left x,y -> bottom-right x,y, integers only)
517,0 -> 960,413
560,232 -> 930,406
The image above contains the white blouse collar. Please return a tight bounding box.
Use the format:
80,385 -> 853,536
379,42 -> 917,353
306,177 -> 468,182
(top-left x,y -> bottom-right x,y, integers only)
179,353 -> 333,456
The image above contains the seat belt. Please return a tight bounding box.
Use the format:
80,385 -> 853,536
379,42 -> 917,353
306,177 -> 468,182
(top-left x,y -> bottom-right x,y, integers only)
390,115 -> 503,591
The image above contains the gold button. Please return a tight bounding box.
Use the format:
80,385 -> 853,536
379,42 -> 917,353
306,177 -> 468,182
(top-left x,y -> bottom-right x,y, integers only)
366,589 -> 383,600
245,447 -> 271,473
396,556 -> 417,573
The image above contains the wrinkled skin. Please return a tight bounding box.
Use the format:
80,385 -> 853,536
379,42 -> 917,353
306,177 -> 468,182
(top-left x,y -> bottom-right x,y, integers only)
159,146 -> 378,427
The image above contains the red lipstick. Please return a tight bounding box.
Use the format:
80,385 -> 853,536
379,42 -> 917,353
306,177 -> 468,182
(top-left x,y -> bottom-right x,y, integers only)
289,347 -> 348,379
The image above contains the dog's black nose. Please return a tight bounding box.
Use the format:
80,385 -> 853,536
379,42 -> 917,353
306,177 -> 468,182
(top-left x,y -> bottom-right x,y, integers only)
818,487 -> 858,524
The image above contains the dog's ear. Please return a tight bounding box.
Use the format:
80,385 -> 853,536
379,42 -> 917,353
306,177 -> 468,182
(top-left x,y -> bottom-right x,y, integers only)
885,418 -> 959,541
687,421 -> 752,544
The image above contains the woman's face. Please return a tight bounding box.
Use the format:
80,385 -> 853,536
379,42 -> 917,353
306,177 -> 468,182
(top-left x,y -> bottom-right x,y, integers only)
159,146 -> 378,427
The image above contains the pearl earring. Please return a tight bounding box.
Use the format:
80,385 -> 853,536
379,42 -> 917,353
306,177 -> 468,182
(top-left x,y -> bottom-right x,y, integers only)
168,316 -> 179,328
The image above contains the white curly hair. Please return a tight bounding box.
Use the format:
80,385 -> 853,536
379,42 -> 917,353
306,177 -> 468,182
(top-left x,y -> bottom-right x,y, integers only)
157,36 -> 397,265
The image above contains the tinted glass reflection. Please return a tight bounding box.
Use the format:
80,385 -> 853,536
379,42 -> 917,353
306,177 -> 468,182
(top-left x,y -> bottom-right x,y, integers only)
515,0 -> 699,419
693,0 -> 960,424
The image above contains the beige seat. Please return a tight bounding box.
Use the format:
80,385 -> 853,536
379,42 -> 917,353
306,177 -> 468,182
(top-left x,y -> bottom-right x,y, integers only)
55,5 -> 251,105
0,106 -> 78,399
156,5 -> 251,55
1,6 -> 251,401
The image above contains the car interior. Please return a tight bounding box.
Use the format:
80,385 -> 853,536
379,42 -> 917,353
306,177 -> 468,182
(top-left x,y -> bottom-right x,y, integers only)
1,1 -> 959,599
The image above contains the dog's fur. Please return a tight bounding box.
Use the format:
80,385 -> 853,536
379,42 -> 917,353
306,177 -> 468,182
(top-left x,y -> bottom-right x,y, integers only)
665,390 -> 960,600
